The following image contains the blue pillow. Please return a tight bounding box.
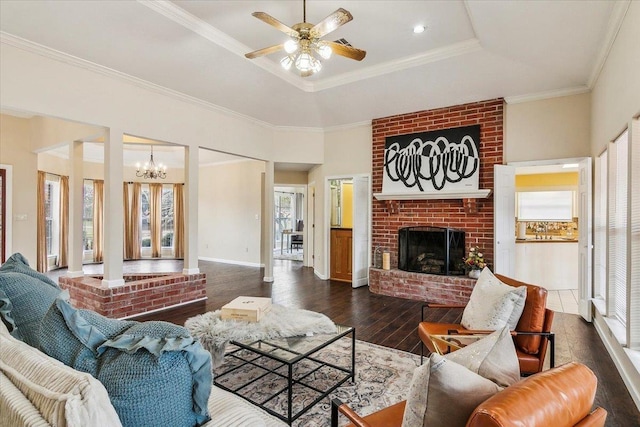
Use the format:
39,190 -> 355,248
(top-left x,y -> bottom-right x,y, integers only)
0,270 -> 61,347
39,295 -> 212,427
39,293 -> 134,374
0,253 -> 59,289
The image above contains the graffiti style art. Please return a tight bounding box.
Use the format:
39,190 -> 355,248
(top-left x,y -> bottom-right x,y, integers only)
382,125 -> 481,193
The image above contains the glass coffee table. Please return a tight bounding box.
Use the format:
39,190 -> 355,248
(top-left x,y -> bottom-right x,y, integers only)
214,325 -> 355,425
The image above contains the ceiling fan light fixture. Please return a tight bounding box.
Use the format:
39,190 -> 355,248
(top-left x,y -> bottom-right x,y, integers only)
280,55 -> 294,70
284,39 -> 298,54
316,42 -> 332,59
295,52 -> 313,72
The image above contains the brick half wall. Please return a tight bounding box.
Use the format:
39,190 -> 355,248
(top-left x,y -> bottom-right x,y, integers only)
370,268 -> 475,305
59,273 -> 207,319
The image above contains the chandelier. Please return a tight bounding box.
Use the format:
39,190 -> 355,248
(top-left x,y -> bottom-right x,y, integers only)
136,146 -> 167,179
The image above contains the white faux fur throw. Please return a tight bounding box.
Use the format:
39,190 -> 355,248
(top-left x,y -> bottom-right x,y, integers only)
185,304 -> 337,367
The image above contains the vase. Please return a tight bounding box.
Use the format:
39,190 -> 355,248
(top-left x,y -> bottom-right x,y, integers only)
468,269 -> 481,279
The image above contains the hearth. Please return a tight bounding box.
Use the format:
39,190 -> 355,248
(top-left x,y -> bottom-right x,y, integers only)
398,226 -> 465,275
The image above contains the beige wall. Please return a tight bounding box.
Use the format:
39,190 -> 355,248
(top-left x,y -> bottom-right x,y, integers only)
30,116 -> 103,152
505,93 -> 591,162
309,123 -> 372,278
0,114 -> 37,263
274,170 -> 308,185
198,160 -> 265,266
591,1 -> 640,155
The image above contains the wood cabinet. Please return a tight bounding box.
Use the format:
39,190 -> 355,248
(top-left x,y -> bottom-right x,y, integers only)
330,228 -> 352,283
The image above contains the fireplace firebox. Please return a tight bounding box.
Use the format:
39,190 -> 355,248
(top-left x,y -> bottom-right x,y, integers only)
398,226 -> 465,275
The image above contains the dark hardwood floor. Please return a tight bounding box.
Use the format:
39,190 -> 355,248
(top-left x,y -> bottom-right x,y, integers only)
56,259 -> 640,426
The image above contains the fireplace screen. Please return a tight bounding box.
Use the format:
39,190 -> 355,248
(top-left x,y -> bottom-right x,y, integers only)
398,226 -> 465,275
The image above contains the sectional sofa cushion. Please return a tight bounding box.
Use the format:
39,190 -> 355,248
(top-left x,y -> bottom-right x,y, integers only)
0,254 -> 62,346
0,321 -> 122,427
39,293 -> 212,427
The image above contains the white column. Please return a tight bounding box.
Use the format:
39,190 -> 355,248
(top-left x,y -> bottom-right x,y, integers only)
183,145 -> 199,274
263,161 -> 274,282
102,128 -> 124,287
67,140 -> 84,277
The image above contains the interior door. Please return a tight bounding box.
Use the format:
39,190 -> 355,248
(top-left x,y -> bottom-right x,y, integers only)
351,175 -> 370,288
578,158 -> 593,321
494,165 -> 516,276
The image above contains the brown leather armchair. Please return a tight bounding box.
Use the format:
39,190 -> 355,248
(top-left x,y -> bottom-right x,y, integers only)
418,274 -> 554,375
331,362 -> 607,427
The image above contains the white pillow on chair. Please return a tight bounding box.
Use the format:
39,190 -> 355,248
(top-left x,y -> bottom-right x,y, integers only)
461,268 -> 527,331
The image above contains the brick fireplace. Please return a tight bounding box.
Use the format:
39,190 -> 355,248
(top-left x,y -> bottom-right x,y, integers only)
369,98 -> 504,304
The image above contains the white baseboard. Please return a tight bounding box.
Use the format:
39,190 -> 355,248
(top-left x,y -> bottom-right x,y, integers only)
314,269 -> 328,280
198,256 -> 262,268
593,310 -> 640,411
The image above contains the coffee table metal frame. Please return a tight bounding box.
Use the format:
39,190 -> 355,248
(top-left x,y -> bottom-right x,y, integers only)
214,325 -> 355,425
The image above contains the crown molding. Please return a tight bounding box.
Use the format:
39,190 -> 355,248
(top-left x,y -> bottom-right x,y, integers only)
504,86 -> 590,104
138,0 -> 312,92
0,31 -> 277,130
587,0 -> 631,89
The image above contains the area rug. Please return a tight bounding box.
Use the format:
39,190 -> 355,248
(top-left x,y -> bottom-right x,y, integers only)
214,338 -> 420,426
185,305 -> 337,367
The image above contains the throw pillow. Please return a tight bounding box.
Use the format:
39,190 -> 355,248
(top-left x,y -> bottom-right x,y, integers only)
0,320 -> 122,427
0,269 -> 62,347
0,252 -> 60,289
461,267 -> 527,331
39,293 -> 134,374
39,294 -> 212,427
444,326 -> 520,387
401,354 -> 501,427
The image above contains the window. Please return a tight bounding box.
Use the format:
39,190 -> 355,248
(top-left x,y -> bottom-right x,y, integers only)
594,151 -> 607,301
140,184 -> 174,256
609,131 -> 628,324
141,187 -> 151,248
161,186 -> 174,248
517,191 -> 574,221
274,192 -> 293,249
83,180 -> 94,254
43,174 -> 60,269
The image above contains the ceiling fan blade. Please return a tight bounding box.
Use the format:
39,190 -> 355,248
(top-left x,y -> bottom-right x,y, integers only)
326,41 -> 366,61
245,44 -> 284,59
311,8 -> 353,38
252,12 -> 299,37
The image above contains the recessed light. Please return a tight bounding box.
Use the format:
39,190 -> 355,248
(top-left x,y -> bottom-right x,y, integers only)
413,25 -> 426,34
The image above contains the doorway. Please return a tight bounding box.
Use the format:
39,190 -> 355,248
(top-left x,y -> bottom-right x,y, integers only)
494,157 -> 591,319
326,175 -> 371,288
273,186 -> 305,262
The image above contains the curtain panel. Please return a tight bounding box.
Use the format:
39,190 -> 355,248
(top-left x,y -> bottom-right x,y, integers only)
173,184 -> 185,259
93,180 -> 104,262
36,171 -> 47,272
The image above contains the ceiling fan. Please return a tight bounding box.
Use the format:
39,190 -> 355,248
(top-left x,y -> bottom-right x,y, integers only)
245,0 -> 366,77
